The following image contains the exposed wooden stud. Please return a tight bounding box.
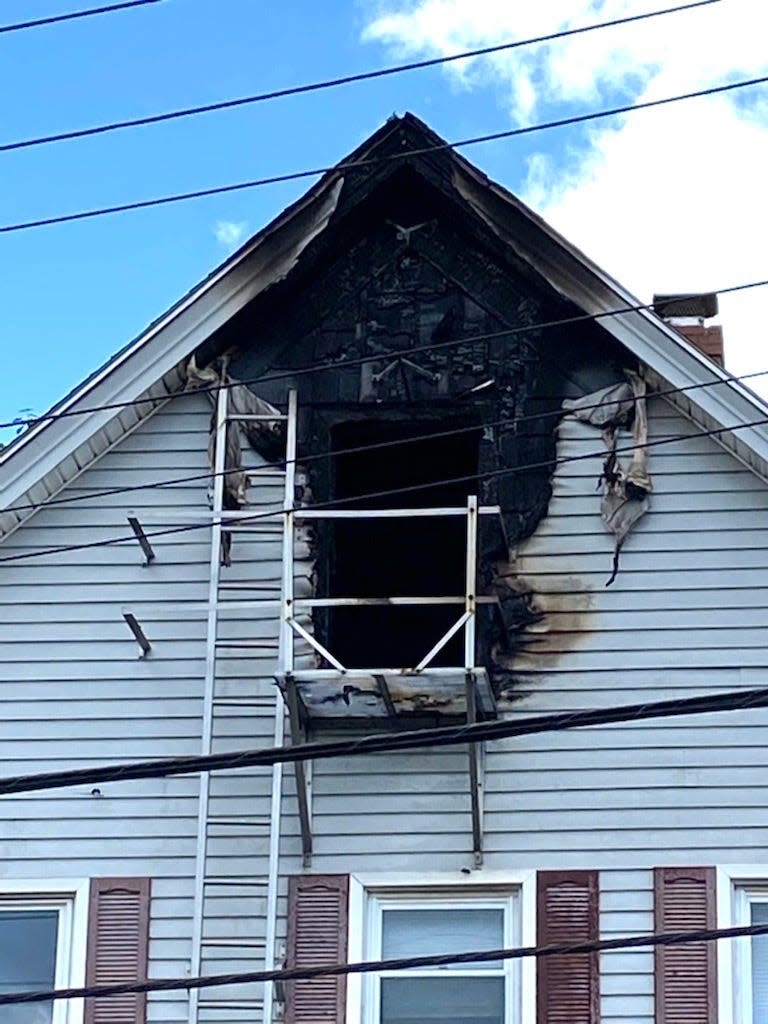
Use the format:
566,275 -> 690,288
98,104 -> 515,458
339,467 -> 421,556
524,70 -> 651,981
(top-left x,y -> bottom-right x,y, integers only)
126,514 -> 155,564
466,671 -> 484,868
284,674 -> 313,867
121,609 -> 152,657
374,674 -> 398,722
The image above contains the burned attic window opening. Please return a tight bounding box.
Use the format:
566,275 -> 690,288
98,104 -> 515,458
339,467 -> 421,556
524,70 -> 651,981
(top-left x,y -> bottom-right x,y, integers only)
322,419 -> 482,670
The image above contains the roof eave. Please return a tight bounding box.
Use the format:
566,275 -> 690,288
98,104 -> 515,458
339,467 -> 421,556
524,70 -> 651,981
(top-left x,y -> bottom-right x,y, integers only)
452,159 -> 768,480
3,112 -> 768,530
0,174 -> 345,532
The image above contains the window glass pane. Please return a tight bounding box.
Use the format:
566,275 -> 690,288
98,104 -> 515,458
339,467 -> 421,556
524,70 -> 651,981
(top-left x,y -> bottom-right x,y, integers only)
381,976 -> 504,1024
751,902 -> 768,1024
0,909 -> 58,1024
382,909 -> 504,969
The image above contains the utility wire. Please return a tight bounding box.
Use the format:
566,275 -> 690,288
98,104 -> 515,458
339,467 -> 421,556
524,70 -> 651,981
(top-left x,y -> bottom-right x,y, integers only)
0,920 -> 764,1007
2,681 -> 768,796
0,0 -> 720,152
2,73 -> 765,235
0,0 -> 163,35
2,277 -> 767,433
4,362 -> 768,520
3,407 -> 768,564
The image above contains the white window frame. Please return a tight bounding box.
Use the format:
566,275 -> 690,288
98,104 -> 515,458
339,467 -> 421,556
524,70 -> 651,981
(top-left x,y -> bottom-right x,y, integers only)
0,879 -> 89,1024
347,871 -> 536,1024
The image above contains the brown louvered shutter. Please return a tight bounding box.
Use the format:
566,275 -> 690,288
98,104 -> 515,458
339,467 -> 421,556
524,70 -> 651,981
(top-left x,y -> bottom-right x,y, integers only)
285,874 -> 349,1024
84,877 -> 151,1024
654,866 -> 717,1024
537,870 -> 599,1024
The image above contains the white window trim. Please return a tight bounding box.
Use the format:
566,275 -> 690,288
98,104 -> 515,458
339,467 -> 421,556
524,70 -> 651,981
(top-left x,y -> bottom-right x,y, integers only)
715,865 -> 768,1023
346,871 -> 536,1024
0,879 -> 89,1024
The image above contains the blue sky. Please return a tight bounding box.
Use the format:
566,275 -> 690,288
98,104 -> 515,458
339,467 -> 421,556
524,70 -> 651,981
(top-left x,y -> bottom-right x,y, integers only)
1,0 -> 767,444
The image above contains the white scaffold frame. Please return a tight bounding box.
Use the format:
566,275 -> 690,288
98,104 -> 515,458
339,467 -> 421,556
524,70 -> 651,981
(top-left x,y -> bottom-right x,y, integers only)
279,491 -> 499,869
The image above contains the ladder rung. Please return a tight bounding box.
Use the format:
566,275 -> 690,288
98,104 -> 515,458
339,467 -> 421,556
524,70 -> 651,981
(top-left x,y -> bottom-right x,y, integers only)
225,528 -> 286,536
218,582 -> 281,591
227,413 -> 288,422
198,1000 -> 263,1009
246,468 -> 287,478
207,819 -> 270,828
202,938 -> 265,947
212,697 -> 273,707
204,878 -> 267,888
215,640 -> 279,649
225,523 -> 282,533
206,509 -> 285,520
214,599 -> 281,611
207,813 -> 270,821
207,831 -> 269,840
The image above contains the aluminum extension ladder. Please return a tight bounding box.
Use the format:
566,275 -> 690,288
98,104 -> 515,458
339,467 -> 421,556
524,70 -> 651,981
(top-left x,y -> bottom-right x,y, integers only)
188,386 -> 297,1024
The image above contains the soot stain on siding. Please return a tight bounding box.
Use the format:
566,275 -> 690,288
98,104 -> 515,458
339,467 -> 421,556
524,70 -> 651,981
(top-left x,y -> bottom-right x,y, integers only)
209,160 -> 631,699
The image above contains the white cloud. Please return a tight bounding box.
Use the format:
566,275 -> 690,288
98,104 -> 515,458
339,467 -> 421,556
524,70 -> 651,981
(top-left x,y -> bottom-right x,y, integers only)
523,93 -> 768,377
214,220 -> 249,248
362,0 -> 768,378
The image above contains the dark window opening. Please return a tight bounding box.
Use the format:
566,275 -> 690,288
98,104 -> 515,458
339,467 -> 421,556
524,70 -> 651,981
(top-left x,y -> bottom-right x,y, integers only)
327,419 -> 481,669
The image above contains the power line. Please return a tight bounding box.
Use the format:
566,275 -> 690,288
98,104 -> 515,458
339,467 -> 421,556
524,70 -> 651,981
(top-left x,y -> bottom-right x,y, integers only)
2,73 -> 765,235
0,920 -> 764,1008
0,0 -> 720,153
2,680 -> 768,796
3,406 -> 768,565
0,0 -> 163,35
2,277 -> 767,433
4,360 -> 768,521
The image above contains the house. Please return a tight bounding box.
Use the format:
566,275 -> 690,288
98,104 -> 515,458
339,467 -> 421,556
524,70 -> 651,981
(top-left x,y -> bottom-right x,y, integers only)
1,112 -> 768,1024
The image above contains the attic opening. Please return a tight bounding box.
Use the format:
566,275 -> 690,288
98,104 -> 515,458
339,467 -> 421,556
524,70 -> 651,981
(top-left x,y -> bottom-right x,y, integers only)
325,419 -> 482,669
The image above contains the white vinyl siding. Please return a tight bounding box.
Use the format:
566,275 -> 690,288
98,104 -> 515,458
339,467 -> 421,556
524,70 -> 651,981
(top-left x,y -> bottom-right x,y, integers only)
0,392 -> 289,1024
278,396 -> 768,1024
4,392 -> 768,1024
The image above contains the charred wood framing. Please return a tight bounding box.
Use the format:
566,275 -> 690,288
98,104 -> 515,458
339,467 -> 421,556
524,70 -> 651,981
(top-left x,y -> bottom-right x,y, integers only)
194,115 -> 635,701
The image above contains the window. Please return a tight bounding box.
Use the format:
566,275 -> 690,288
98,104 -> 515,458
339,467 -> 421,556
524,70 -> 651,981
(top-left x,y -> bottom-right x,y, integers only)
327,420 -> 482,669
362,892 -> 520,1024
729,883 -> 768,1024
0,883 -> 88,1024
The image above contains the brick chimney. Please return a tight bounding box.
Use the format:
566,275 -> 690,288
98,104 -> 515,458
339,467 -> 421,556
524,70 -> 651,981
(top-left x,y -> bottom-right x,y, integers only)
652,292 -> 724,366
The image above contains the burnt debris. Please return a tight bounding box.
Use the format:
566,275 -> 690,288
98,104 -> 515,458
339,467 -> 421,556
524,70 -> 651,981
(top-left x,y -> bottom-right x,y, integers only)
194,115 -> 638,698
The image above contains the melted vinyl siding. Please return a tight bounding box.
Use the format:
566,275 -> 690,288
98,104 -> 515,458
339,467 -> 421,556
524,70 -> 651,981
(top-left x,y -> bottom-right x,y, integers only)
276,397 -> 768,1024
0,391 -> 299,1024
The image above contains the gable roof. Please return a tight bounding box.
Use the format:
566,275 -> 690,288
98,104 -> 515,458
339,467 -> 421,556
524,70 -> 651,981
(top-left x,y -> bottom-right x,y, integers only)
2,112 -> 767,538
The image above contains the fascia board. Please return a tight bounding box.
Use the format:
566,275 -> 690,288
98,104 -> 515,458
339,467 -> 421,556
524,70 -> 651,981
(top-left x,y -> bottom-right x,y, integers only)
455,167 -> 768,472
0,255 -> 259,509
542,265 -> 768,476
528,241 -> 768,472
